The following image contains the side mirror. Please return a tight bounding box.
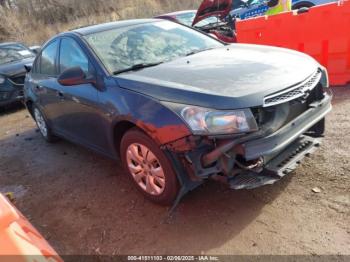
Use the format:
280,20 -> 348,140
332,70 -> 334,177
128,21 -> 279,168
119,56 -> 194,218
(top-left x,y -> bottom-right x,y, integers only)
58,67 -> 94,86
24,64 -> 32,73
29,46 -> 41,55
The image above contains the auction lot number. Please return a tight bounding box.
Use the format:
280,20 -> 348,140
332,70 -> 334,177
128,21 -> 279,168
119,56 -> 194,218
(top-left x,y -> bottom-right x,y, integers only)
128,256 -> 219,261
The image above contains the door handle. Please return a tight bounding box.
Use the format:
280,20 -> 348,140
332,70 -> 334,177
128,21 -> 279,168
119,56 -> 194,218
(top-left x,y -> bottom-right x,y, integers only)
57,91 -> 65,100
35,85 -> 43,90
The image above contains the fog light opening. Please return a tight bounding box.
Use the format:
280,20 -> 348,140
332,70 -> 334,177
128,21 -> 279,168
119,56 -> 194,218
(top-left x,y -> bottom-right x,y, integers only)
235,156 -> 264,173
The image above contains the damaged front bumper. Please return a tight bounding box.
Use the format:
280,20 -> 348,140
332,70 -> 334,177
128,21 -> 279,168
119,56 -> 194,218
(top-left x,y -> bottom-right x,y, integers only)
165,91 -> 332,191
229,135 -> 321,189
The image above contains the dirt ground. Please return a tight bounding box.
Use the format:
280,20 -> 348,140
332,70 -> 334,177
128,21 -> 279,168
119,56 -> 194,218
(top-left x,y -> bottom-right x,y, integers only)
0,87 -> 349,256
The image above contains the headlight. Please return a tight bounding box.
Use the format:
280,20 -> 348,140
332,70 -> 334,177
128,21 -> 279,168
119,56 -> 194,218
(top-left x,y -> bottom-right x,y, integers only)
163,102 -> 258,135
0,75 -> 5,85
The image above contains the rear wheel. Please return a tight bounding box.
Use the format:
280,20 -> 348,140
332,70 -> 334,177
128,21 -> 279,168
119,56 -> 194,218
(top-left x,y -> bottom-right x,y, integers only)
33,106 -> 57,143
120,128 -> 180,205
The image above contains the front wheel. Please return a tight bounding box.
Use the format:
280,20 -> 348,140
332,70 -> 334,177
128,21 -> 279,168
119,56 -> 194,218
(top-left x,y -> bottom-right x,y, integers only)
120,128 -> 180,205
307,118 -> 325,137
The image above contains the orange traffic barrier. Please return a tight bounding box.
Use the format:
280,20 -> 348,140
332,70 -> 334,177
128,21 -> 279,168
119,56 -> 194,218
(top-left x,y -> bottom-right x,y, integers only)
0,193 -> 62,262
236,1 -> 350,86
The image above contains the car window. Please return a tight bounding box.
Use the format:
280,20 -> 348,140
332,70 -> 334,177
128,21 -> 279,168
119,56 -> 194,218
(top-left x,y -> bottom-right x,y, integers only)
59,38 -> 89,74
175,12 -> 197,26
248,0 -> 266,6
84,21 -> 223,74
175,12 -> 219,27
32,57 -> 40,74
40,40 -> 58,76
195,16 -> 221,27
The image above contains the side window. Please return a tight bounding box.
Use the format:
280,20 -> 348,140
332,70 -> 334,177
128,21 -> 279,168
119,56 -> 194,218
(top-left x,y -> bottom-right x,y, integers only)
31,56 -> 40,74
40,40 -> 58,76
59,38 -> 89,74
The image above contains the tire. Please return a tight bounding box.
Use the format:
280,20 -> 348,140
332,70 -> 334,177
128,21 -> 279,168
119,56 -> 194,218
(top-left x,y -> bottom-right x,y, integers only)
292,3 -> 314,10
120,128 -> 180,205
33,106 -> 58,143
312,118 -> 325,136
307,118 -> 325,137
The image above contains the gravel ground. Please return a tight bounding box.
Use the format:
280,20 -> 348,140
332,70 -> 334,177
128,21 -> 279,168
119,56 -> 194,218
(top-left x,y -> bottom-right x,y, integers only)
0,86 -> 349,256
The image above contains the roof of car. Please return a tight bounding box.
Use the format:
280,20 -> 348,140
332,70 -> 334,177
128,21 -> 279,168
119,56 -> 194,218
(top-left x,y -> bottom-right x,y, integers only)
72,19 -> 160,35
155,10 -> 196,17
0,42 -> 22,47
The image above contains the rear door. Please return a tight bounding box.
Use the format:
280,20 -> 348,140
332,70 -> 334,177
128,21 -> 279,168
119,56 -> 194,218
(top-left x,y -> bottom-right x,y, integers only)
29,40 -> 61,128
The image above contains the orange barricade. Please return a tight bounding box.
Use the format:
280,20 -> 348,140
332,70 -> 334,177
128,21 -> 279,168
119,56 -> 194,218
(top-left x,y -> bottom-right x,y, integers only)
0,194 -> 62,262
236,1 -> 350,86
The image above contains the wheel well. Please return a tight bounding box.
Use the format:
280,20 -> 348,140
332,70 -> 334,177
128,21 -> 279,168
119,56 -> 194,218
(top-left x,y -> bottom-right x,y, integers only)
113,121 -> 137,158
292,1 -> 315,9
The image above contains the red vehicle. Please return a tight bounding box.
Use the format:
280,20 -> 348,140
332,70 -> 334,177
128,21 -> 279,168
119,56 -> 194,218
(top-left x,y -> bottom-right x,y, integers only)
155,0 -> 236,43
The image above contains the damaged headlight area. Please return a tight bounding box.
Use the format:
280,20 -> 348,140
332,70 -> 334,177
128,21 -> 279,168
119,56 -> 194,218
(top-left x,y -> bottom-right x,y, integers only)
162,102 -> 258,135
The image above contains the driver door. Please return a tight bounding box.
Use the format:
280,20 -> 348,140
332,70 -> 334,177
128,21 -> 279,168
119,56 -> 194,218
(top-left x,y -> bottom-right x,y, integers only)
54,37 -> 106,152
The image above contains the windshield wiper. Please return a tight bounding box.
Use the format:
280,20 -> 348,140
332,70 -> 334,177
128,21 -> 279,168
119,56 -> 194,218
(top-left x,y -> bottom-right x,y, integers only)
185,48 -> 215,57
113,62 -> 163,75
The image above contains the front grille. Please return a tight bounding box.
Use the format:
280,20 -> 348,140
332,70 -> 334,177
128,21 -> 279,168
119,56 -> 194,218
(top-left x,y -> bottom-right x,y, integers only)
263,69 -> 322,107
8,75 -> 25,86
254,82 -> 325,134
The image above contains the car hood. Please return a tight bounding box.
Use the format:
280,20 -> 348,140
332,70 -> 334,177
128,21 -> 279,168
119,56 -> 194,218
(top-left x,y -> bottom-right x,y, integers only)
192,0 -> 232,26
116,44 -> 319,110
0,57 -> 34,76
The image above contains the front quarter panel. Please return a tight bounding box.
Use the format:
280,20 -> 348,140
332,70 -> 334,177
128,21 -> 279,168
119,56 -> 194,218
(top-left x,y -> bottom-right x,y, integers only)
24,71 -> 39,110
98,78 -> 192,155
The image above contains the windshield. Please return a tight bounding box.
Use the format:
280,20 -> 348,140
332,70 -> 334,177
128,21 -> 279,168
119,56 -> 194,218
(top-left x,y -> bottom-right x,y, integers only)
175,12 -> 220,27
84,21 -> 223,74
0,43 -> 34,65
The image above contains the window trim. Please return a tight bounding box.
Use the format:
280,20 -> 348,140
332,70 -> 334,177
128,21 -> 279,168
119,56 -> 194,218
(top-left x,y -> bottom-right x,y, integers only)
31,55 -> 40,75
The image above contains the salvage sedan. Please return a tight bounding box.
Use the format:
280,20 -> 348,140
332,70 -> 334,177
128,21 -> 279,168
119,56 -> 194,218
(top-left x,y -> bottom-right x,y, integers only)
0,42 -> 35,107
24,19 -> 332,205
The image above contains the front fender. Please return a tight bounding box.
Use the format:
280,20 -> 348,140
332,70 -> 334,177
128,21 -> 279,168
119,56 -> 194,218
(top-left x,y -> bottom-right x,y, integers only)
105,85 -> 192,146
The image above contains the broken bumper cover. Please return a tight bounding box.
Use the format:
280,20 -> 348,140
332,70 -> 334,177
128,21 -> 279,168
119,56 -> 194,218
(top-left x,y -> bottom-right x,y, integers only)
229,93 -> 332,189
229,135 -> 321,189
175,91 -> 332,190
242,93 -> 332,161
